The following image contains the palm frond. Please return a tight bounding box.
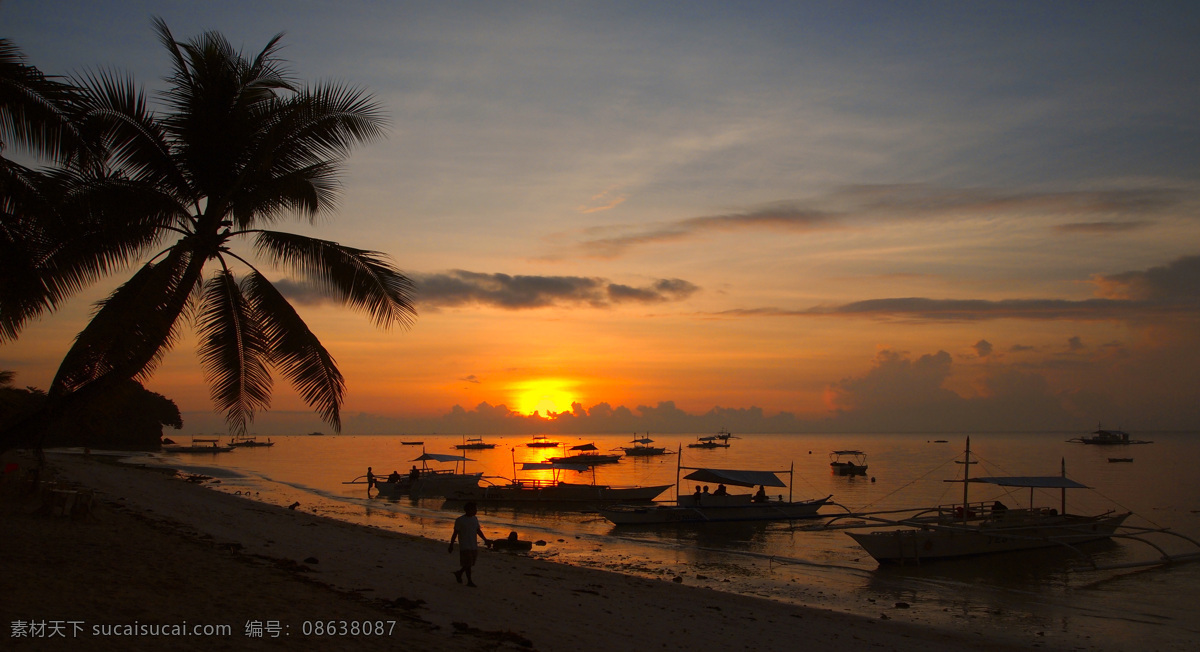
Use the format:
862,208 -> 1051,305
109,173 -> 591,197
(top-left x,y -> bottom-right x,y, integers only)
195,268 -> 273,435
51,246 -> 203,396
244,271 -> 344,431
254,231 -> 416,329
0,38 -> 89,164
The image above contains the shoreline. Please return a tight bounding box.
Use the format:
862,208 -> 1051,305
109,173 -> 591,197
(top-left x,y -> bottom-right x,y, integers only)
5,452 -> 1050,651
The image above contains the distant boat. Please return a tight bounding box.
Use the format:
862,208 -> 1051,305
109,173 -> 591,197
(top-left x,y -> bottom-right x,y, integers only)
620,435 -> 668,457
164,437 -> 234,453
229,436 -> 274,448
525,435 -> 561,448
401,441 -> 424,445
366,452 -> 483,498
687,428 -> 737,449
451,461 -> 670,504
455,437 -> 496,450
307,431 -> 325,436
1067,424 -> 1152,445
549,443 -> 621,465
829,450 -> 868,476
1108,458 -> 1134,463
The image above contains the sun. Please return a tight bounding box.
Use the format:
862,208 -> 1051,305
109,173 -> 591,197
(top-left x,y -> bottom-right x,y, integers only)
514,379 -> 578,416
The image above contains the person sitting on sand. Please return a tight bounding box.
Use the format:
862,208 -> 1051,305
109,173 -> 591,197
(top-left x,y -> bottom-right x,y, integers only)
449,502 -> 490,587
753,485 -> 768,503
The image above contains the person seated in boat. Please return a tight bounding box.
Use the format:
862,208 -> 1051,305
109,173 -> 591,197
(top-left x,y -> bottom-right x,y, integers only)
753,485 -> 768,503
991,500 -> 1008,515
387,470 -> 401,483
713,484 -> 728,496
410,465 -> 420,482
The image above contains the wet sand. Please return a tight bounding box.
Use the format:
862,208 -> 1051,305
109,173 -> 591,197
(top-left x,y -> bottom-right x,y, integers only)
2,452 -> 1042,651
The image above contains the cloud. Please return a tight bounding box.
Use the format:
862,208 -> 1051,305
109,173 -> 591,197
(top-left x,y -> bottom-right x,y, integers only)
414,270 -> 698,310
572,202 -> 838,258
973,339 -> 993,358
715,254 -> 1200,323
561,184 -> 1190,259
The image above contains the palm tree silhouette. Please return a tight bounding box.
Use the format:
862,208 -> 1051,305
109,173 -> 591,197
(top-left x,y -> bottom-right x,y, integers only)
7,20 -> 415,437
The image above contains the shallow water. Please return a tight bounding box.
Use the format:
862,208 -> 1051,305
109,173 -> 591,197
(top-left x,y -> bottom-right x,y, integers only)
144,431 -> 1200,650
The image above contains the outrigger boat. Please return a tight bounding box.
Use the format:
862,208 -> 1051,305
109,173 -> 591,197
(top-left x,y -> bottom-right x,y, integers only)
164,437 -> 234,453
1067,424 -> 1152,445
228,435 -> 274,448
620,436 -> 669,457
449,459 -> 671,504
600,449 -> 832,525
549,443 -> 621,465
687,428 -> 738,449
829,450 -> 867,476
824,438 -> 1200,569
354,452 -> 483,498
525,435 -> 561,448
455,437 -> 497,450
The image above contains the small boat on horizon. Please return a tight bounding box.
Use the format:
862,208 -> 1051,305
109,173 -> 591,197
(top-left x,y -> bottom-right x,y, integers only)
455,437 -> 497,450
164,437 -> 234,453
687,428 -> 738,449
525,435 -> 561,448
228,435 -> 274,448
1067,424 -> 1152,445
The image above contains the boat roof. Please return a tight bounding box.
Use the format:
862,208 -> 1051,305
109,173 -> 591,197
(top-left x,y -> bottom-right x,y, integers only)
631,438 -> 655,444
569,443 -> 598,451
411,453 -> 474,463
682,468 -> 787,488
832,450 -> 865,455
521,462 -> 588,472
970,476 -> 1089,489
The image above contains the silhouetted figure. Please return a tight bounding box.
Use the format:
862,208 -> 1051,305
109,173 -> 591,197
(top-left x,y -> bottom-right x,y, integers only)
713,484 -> 728,496
388,470 -> 401,483
366,467 -> 375,491
753,485 -> 768,503
449,502 -> 489,587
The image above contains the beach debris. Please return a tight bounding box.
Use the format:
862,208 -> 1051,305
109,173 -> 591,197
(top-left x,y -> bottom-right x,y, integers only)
288,501 -> 300,510
534,540 -> 547,546
304,556 -> 319,565
672,576 -> 683,583
894,602 -> 910,609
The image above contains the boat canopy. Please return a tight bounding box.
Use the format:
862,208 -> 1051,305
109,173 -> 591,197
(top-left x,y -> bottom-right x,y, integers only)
411,453 -> 474,463
521,462 -> 588,472
970,476 -> 1089,489
682,468 -> 787,488
569,443 -> 598,451
632,438 -> 655,444
832,450 -> 865,455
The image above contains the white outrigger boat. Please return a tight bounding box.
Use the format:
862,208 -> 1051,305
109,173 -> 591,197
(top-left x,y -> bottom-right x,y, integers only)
826,438 -> 1200,569
163,437 -> 233,453
549,443 -> 622,465
600,449 -> 832,525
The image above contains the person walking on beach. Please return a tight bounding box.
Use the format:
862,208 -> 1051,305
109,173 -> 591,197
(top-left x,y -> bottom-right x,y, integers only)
449,502 -> 489,587
366,467 -> 375,492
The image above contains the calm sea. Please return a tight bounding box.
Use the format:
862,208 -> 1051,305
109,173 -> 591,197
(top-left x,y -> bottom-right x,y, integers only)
144,431 -> 1200,650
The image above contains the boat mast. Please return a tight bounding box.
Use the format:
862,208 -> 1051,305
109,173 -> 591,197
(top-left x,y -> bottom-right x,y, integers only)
957,436 -> 977,524
675,444 -> 683,500
1061,456 -> 1067,515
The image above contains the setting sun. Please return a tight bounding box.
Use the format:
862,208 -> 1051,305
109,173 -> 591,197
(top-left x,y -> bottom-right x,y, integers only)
513,379 -> 578,416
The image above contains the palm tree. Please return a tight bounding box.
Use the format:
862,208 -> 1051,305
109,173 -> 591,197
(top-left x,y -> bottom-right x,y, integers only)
36,19 -> 415,436
1,37 -> 107,342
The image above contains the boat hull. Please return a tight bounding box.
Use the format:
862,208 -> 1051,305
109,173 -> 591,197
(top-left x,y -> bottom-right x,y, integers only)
450,482 -> 672,503
374,472 -> 483,498
602,495 -> 832,525
846,512 -> 1131,563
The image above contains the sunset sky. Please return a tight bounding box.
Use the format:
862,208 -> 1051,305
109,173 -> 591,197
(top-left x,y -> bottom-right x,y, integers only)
5,1 -> 1199,434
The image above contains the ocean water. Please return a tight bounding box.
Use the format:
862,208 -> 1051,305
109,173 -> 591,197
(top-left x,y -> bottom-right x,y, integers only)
144,431 -> 1200,650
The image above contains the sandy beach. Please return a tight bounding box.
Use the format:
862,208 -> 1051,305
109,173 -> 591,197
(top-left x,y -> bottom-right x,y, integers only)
3,452 -> 1044,651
